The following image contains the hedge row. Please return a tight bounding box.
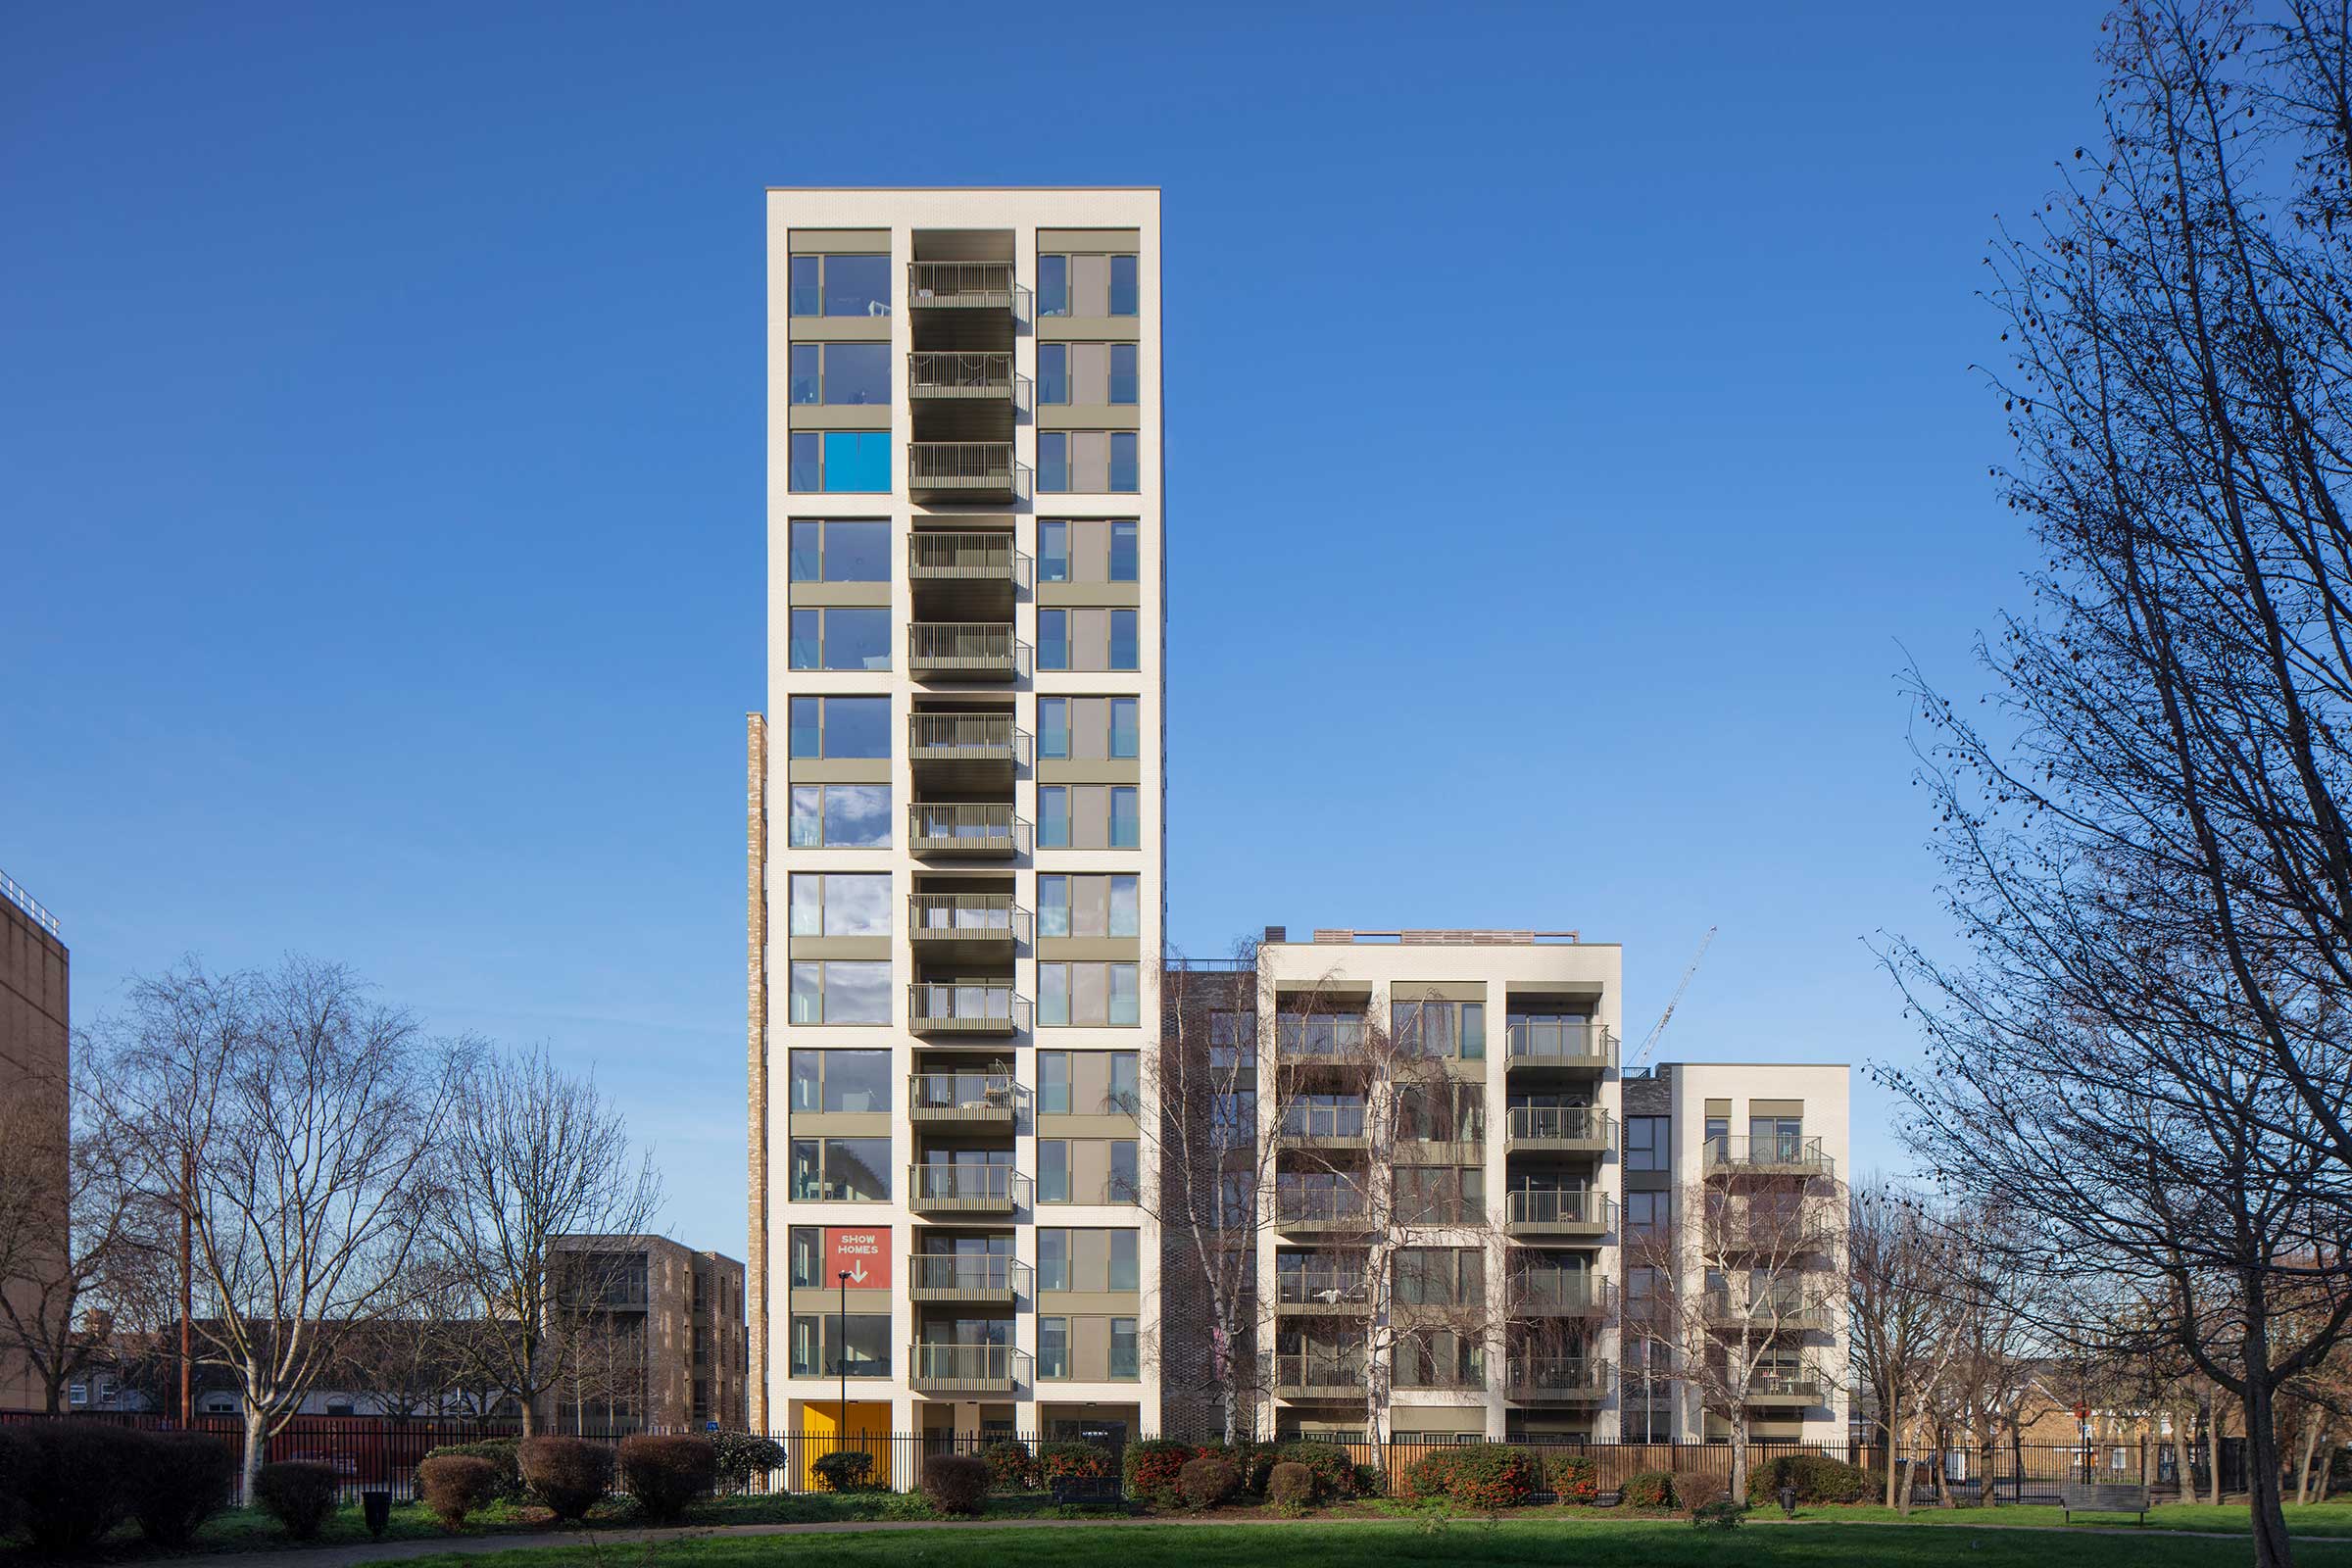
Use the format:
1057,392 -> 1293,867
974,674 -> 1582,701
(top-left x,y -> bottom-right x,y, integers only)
0,1422 -> 235,1555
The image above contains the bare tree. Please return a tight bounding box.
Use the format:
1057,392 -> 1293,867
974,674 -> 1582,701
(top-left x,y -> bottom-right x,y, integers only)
100,957 -> 466,1498
424,1043 -> 661,1435
1626,1147 -> 1845,1501
1847,1182 -> 1965,1508
0,1038 -> 162,1411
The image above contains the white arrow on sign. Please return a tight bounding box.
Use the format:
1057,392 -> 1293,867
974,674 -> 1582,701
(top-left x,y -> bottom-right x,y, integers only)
849,1261 -> 868,1284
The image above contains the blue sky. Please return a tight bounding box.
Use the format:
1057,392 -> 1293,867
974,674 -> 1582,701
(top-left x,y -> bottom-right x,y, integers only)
2,2 -> 2103,1245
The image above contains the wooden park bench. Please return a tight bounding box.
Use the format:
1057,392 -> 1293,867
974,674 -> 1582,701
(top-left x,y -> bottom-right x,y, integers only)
2014,1480 -> 2150,1524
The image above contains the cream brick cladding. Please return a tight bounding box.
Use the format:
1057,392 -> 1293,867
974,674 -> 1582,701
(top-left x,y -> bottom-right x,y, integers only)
746,712 -> 770,1429
755,189 -> 1165,1439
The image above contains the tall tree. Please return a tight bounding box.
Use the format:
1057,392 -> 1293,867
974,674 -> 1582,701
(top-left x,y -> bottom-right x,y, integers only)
424,1044 -> 661,1434
100,957 -> 466,1498
1847,1182 -> 1966,1508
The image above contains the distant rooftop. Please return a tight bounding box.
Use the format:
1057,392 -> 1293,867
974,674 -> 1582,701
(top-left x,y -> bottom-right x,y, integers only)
0,867 -> 59,939
1303,929 -> 1582,947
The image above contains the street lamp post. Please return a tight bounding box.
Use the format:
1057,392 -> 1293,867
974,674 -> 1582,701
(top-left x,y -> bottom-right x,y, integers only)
837,1269 -> 851,1447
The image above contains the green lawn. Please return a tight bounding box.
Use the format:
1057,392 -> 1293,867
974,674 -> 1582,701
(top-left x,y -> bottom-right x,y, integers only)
1779,1500 -> 2352,1537
381,1517 -> 2352,1568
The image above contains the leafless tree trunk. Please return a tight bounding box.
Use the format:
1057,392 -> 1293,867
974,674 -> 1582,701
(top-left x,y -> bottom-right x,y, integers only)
99,957 -> 466,1498
425,1043 -> 662,1435
1847,1182 -> 1965,1509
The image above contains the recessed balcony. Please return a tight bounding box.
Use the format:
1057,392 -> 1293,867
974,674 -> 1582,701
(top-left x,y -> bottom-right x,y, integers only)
906,1163 -> 1026,1214
1511,1273 -> 1612,1317
908,351 -> 1020,401
1503,1189 -> 1614,1239
908,531 -> 1021,585
907,893 -> 1021,956
907,1071 -> 1017,1128
909,442 -> 1023,502
907,1253 -> 1028,1305
1275,1268 -> 1369,1314
1703,1296 -> 1837,1334
908,802 -> 1023,858
1275,1103 -> 1367,1152
908,1341 -> 1027,1395
907,978 -> 1020,1036
1273,1193 -> 1372,1236
1704,1136 -> 1837,1180
907,262 -> 1017,312
1507,1357 -> 1611,1403
1505,1105 -> 1615,1153
909,621 -> 1023,682
1269,1353 -> 1364,1399
1744,1370 -> 1830,1408
1505,1023 -> 1618,1072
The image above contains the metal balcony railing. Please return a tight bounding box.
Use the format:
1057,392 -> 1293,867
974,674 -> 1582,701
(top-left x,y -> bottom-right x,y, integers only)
1704,1135 -> 1837,1178
908,1342 -> 1028,1390
1275,1013 -> 1369,1057
1505,1105 -> 1616,1145
1507,1357 -> 1612,1398
907,803 -> 1022,857
907,893 -> 1020,944
1274,1186 -> 1371,1229
906,262 -> 1017,309
907,1072 -> 1017,1122
908,442 -> 1021,494
1278,1102 -> 1367,1141
908,1254 -> 1029,1297
907,978 -> 1019,1033
907,712 -> 1022,762
1746,1369 -> 1830,1401
1269,1352 -> 1365,1395
1504,1022 -> 1619,1064
1504,1189 -> 1615,1230
907,351 -> 1019,398
906,1163 -> 1026,1209
1703,1295 -> 1836,1332
908,531 -> 1021,582
908,621 -> 1022,678
1276,1268 -> 1369,1308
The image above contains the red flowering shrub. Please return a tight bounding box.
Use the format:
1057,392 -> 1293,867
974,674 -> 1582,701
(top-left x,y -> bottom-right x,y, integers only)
1037,1441 -> 1113,1485
1404,1445 -> 1539,1509
1544,1451 -> 1599,1504
1121,1440 -> 1196,1507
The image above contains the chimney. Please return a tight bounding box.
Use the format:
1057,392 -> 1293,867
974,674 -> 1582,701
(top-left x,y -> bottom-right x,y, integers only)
1262,925 -> 1287,945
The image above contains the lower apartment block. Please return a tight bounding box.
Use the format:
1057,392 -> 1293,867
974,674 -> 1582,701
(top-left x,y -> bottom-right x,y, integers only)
1159,928 -> 1849,1446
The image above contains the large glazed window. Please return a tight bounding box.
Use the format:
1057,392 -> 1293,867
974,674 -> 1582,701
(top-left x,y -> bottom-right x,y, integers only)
788,873 -> 892,938
788,959 -> 890,1024
789,431 -> 892,493
789,519 -> 889,582
1035,344 -> 1137,407
787,696 -> 890,759
788,607 -> 891,671
789,254 -> 891,318
1037,873 -> 1141,938
1038,961 -> 1141,1027
1037,610 -> 1140,671
1036,432 -> 1139,494
787,1049 -> 891,1113
789,342 -> 890,405
789,1313 -> 891,1377
787,1136 -> 890,1201
1037,520 -> 1138,585
1038,253 -> 1139,318
788,783 -> 891,848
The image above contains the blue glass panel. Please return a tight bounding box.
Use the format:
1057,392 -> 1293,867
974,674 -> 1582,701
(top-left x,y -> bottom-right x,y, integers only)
823,431 -> 890,493
1039,787 -> 1070,848
823,520 -> 889,581
1037,344 -> 1069,405
1109,255 -> 1138,316
789,431 -> 820,492
1109,521 -> 1138,582
1039,255 -> 1069,317
1109,431 -> 1138,493
1110,787 -> 1140,848
1037,432 -> 1069,493
1039,697 -> 1070,759
822,697 -> 891,759
1039,520 -> 1070,583
1110,698 -> 1138,759
788,697 -> 821,759
789,609 -> 822,670
823,608 -> 891,670
790,256 -> 822,317
790,520 -> 823,581
1109,344 -> 1138,405
1038,610 -> 1069,670
1109,610 -> 1139,670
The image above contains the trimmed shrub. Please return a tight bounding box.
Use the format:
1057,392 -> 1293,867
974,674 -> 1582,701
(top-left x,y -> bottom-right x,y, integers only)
919,1453 -> 989,1517
1122,1439 -> 1197,1507
1352,1462 -> 1388,1498
980,1439 -> 1037,1492
1191,1440 -> 1277,1494
133,1432 -> 235,1546
1036,1441 -> 1113,1486
810,1448 -> 875,1493
254,1460 -> 340,1542
1404,1445 -> 1539,1510
1274,1441 -> 1358,1499
710,1432 -> 786,1494
1177,1453 -> 1240,1510
519,1435 -> 613,1520
1544,1452 -> 1598,1505
1692,1496 -> 1747,1530
1266,1460 -> 1316,1511
618,1435 -> 717,1524
419,1438 -> 523,1501
12,1420 -> 146,1554
418,1454 -> 502,1533
1622,1469 -> 1679,1510
1747,1452 -> 1870,1506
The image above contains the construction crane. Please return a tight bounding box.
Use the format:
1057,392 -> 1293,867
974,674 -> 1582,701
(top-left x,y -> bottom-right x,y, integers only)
1627,926 -> 1715,1071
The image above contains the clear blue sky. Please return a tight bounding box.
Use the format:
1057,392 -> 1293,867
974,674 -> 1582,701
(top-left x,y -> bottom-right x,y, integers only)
2,2 -> 2103,1246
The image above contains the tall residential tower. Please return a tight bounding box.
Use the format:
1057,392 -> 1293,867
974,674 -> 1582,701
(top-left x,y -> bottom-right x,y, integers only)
751,189 -> 1165,1447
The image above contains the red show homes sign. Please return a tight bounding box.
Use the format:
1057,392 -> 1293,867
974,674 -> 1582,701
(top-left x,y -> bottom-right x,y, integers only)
826,1227 -> 890,1288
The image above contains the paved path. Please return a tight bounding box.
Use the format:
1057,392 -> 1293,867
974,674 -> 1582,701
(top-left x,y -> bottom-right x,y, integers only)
182,1508 -> 2352,1568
